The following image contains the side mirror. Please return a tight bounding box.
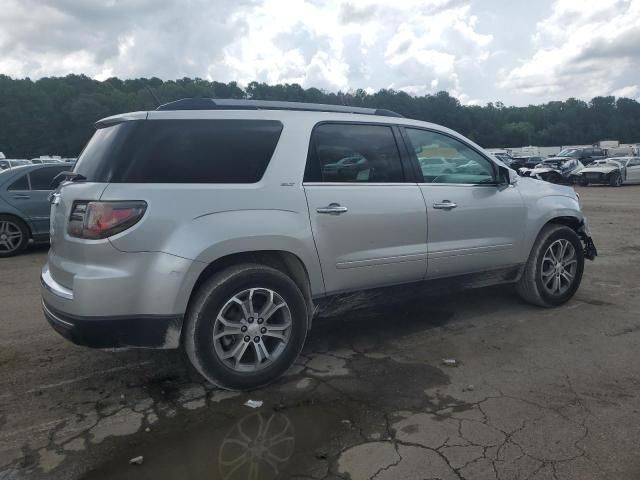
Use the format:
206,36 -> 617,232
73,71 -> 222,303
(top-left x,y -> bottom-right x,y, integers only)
498,165 -> 517,186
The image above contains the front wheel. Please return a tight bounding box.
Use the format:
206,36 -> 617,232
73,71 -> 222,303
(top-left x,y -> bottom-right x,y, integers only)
516,224 -> 584,307
184,264 -> 308,390
609,172 -> 622,187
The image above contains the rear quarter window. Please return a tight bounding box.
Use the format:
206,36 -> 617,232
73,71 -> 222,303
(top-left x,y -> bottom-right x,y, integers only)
75,120 -> 283,183
29,166 -> 68,190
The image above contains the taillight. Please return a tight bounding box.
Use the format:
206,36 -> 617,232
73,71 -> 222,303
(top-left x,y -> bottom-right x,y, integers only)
68,201 -> 147,239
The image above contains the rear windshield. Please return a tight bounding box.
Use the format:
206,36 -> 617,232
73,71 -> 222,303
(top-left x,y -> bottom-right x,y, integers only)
74,119 -> 283,183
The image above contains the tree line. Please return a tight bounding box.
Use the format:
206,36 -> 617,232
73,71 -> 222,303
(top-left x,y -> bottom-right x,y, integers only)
1,74 -> 639,158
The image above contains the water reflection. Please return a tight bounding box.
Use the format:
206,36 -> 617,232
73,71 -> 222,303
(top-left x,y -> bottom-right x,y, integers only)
218,413 -> 295,480
84,400 -> 345,480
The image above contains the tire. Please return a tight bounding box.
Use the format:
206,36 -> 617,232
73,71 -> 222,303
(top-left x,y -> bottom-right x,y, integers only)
609,172 -> 622,187
516,224 -> 584,307
0,215 -> 29,258
184,263 -> 308,390
577,176 -> 588,186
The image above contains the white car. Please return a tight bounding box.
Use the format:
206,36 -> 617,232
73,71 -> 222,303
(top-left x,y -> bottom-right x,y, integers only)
520,157 -> 584,184
418,157 -> 456,177
41,98 -> 597,390
576,157 -> 640,186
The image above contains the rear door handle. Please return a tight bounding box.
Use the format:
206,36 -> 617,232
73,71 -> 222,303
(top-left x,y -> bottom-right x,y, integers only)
433,200 -> 457,210
317,203 -> 348,215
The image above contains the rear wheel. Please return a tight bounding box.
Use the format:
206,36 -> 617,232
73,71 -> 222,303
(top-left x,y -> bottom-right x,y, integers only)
184,264 -> 308,390
516,224 -> 584,307
609,172 -> 622,187
0,215 -> 29,258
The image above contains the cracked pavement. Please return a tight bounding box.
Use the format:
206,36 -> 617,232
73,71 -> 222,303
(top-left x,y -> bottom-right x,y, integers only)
1,185 -> 640,479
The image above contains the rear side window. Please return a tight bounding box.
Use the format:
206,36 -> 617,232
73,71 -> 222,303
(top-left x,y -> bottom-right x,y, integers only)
29,166 -> 68,190
304,123 -> 404,183
8,174 -> 29,191
75,120 -> 283,183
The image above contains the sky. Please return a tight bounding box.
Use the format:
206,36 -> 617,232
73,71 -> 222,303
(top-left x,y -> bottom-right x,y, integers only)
0,0 -> 639,106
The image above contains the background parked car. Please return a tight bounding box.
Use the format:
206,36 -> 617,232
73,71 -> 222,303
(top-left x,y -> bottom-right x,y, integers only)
554,147 -> 606,165
0,159 -> 31,170
491,152 -> 515,167
510,156 -> 543,170
521,157 -> 584,184
576,157 -> 640,186
0,164 -> 69,256
418,157 -> 457,178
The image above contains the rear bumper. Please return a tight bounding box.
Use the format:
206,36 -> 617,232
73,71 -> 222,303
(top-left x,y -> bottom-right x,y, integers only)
43,300 -> 182,349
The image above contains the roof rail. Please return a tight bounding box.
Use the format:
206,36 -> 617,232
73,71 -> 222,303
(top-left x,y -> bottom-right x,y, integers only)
155,98 -> 405,118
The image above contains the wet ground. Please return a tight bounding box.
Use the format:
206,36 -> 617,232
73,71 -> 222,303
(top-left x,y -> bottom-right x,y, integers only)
1,185 -> 640,480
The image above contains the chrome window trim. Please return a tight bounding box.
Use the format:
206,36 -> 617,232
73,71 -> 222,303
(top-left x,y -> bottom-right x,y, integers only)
302,182 -> 419,187
417,182 -> 501,187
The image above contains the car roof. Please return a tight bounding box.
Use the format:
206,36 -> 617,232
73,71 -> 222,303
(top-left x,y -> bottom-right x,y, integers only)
154,97 -> 405,118
94,105 -> 493,160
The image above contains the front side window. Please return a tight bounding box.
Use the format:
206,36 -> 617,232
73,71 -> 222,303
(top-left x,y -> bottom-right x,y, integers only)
29,166 -> 68,190
405,128 -> 495,184
558,149 -> 579,158
305,123 -> 404,183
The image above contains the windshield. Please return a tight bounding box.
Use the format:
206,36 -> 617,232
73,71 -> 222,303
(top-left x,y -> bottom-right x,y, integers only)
557,149 -> 579,157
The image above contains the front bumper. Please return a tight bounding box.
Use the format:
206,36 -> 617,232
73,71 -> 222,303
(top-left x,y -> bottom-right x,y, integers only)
43,300 -> 182,349
578,221 -> 598,261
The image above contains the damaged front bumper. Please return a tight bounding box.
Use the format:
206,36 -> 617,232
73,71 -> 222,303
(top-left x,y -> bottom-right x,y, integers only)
578,221 -> 598,261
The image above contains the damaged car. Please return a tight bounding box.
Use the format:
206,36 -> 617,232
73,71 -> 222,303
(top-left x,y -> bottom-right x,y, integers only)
519,156 -> 584,184
42,98 -> 598,390
574,157 -> 640,186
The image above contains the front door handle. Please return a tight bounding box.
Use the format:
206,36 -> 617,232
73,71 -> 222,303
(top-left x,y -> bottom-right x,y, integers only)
317,203 -> 348,215
433,200 -> 457,210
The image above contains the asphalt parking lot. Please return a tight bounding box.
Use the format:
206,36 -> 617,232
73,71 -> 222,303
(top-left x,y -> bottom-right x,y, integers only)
1,185 -> 639,480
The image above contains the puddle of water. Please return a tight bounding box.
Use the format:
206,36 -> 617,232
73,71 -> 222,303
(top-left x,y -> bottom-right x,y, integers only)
81,402 -> 349,480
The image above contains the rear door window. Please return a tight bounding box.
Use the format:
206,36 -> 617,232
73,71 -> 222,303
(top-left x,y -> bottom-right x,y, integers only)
74,120 -> 283,183
29,166 -> 68,190
304,123 -> 404,183
8,174 -> 29,191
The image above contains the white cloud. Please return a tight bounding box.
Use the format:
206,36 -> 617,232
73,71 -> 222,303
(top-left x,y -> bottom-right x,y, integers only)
612,85 -> 640,99
500,0 -> 640,101
0,0 -> 494,104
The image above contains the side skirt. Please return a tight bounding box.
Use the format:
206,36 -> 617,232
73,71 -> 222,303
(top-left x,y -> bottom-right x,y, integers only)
312,264 -> 524,319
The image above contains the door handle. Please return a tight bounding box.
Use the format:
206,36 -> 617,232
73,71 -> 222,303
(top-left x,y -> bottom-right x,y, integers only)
433,200 -> 457,210
12,194 -> 30,200
317,203 -> 348,215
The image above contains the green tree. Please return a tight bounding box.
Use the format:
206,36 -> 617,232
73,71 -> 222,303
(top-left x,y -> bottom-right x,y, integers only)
1,74 -> 639,157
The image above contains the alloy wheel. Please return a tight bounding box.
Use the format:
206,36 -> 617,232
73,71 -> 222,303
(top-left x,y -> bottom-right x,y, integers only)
0,220 -> 23,254
540,239 -> 578,296
212,288 -> 292,372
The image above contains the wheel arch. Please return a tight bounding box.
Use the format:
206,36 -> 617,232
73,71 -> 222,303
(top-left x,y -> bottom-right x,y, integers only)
0,211 -> 33,239
545,215 -> 582,232
185,250 -> 315,331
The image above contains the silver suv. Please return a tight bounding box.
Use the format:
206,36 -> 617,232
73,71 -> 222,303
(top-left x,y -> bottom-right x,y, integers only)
41,99 -> 597,390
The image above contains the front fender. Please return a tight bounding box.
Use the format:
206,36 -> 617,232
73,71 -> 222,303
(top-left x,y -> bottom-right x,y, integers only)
521,194 -> 584,258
